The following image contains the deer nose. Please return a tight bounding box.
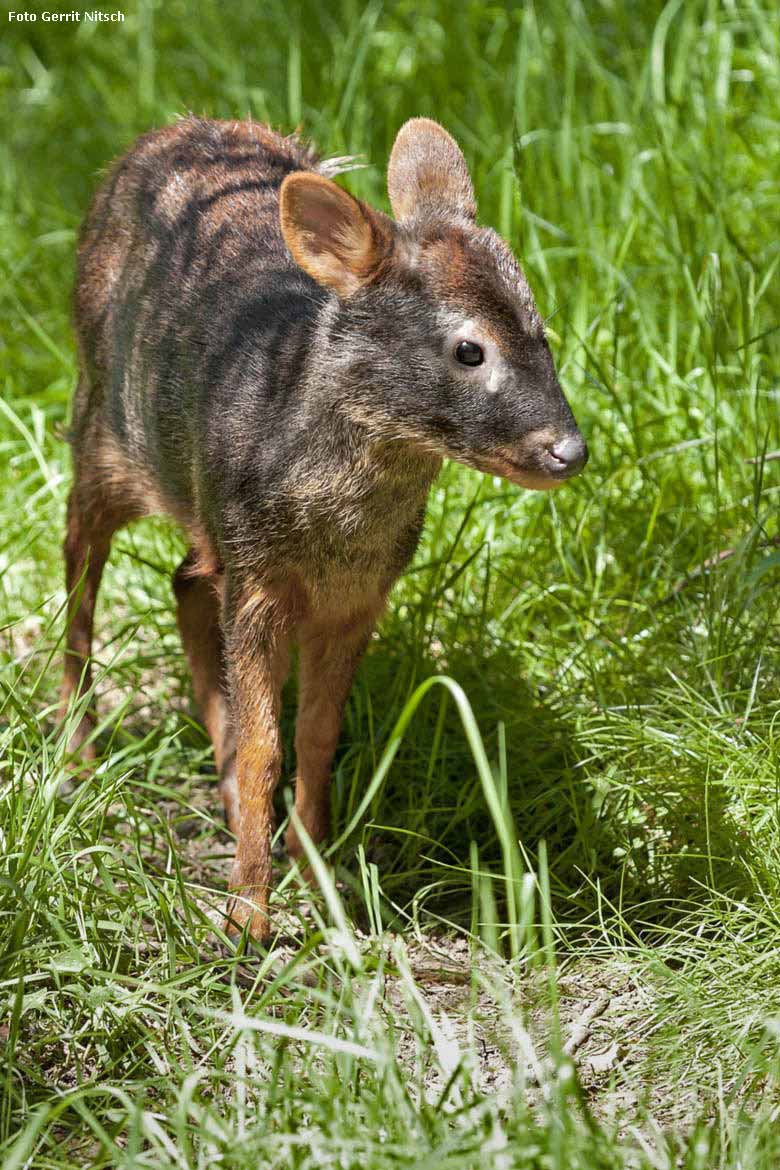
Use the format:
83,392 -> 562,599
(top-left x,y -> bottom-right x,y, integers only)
544,433 -> 589,479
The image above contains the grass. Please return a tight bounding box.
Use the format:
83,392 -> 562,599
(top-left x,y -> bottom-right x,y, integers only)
2,0 -> 780,1164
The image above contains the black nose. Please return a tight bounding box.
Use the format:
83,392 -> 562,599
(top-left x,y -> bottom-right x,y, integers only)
545,433 -> 589,478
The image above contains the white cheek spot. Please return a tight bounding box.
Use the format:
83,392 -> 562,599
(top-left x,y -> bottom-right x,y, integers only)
487,367 -> 502,394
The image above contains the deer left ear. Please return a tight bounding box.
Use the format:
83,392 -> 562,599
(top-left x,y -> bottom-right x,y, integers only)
387,117 -> 477,223
280,172 -> 393,297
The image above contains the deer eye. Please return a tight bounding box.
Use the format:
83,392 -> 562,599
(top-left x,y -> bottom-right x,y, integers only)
454,340 -> 484,367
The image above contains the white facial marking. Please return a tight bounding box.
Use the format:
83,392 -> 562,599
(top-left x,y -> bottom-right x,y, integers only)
441,313 -> 511,389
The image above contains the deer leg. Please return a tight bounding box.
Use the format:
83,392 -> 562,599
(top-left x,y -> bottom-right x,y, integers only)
59,483 -> 125,758
286,610 -> 377,862
223,581 -> 293,940
173,554 -> 240,829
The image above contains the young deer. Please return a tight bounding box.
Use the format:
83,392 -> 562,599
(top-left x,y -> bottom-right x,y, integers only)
61,116 -> 587,939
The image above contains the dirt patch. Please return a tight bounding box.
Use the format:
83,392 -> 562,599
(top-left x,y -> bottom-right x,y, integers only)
176,831 -> 694,1137
379,935 -> 697,1134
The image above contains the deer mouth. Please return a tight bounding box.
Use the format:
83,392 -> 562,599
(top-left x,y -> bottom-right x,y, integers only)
471,430 -> 588,490
472,453 -> 564,491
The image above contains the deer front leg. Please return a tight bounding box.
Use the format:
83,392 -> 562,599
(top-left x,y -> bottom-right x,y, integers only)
286,609 -> 378,862
224,585 -> 292,941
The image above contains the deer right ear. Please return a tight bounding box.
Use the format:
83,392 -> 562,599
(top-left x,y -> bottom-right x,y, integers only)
280,172 -> 393,298
387,118 -> 477,223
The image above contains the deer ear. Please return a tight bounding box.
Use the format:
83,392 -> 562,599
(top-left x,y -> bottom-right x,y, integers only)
280,172 -> 392,297
387,118 -> 476,223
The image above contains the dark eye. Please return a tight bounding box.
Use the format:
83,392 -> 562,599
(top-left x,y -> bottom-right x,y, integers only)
455,340 -> 484,367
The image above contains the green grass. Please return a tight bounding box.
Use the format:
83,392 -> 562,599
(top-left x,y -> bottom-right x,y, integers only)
3,0 -> 780,1164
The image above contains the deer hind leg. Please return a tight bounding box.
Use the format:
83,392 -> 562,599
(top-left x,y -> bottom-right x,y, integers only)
59,401 -> 155,759
286,609 -> 378,863
173,553 -> 239,830
59,449 -> 136,758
